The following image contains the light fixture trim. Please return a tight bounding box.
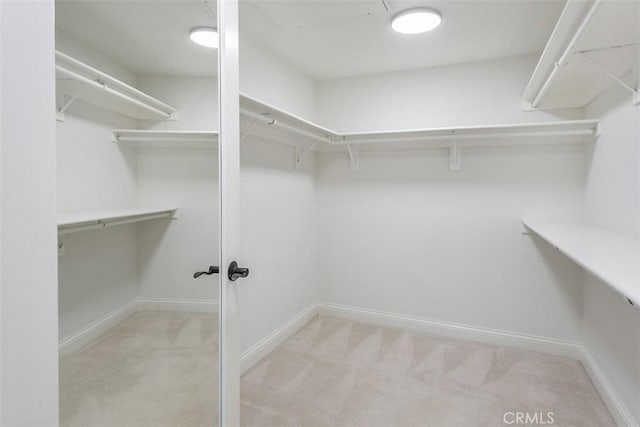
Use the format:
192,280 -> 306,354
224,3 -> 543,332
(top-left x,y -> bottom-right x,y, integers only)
189,26 -> 219,49
391,8 -> 442,34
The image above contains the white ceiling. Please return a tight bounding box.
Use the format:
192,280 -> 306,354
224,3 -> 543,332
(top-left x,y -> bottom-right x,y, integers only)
241,0 -> 566,80
55,0 -> 219,76
55,0 -> 565,80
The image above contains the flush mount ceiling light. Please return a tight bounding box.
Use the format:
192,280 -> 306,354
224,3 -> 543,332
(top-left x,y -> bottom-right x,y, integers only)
189,27 -> 218,49
391,8 -> 442,34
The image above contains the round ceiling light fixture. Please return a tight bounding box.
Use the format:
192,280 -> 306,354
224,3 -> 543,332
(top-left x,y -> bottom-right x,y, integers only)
391,8 -> 442,34
189,27 -> 218,49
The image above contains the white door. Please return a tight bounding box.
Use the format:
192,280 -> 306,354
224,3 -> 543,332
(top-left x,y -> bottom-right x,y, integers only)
218,0 -> 243,425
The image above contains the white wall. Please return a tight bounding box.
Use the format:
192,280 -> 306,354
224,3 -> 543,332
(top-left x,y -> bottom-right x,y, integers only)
135,77 -> 219,304
136,77 -> 320,354
56,34 -> 142,340
316,55 -> 582,132
316,144 -> 586,342
314,55 -> 588,343
0,0 -> 59,424
238,138 -> 318,353
582,79 -> 640,424
240,37 -> 317,120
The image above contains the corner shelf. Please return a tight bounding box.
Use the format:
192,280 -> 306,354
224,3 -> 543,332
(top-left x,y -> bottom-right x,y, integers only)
523,218 -> 639,308
112,130 -> 218,148
522,0 -> 638,110
58,208 -> 178,235
56,51 -> 178,120
240,93 -> 599,150
239,93 -> 599,170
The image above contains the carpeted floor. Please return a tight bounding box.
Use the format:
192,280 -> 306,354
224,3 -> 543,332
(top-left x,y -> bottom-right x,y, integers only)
60,312 -> 615,426
60,311 -> 219,427
241,316 -> 615,427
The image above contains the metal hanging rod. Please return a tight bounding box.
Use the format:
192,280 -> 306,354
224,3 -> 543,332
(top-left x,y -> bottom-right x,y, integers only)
56,66 -> 174,119
576,43 -> 637,54
240,108 -> 335,144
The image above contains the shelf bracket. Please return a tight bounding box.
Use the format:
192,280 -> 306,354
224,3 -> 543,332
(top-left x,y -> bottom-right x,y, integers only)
56,94 -> 79,122
449,133 -> 461,171
578,52 -> 638,98
295,141 -> 318,170
240,119 -> 259,142
346,143 -> 359,172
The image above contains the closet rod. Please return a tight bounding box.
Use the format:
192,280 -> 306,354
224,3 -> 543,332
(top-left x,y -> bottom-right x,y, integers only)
56,66 -> 173,119
338,129 -> 595,146
240,108 -> 335,144
532,0 -> 603,108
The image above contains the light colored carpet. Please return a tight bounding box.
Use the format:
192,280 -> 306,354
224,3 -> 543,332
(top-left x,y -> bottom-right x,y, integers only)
241,316 -> 615,427
60,311 -> 219,427
61,312 -> 615,427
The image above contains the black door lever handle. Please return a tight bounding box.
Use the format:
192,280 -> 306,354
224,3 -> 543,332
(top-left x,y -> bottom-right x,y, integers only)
193,266 -> 220,278
228,261 -> 249,281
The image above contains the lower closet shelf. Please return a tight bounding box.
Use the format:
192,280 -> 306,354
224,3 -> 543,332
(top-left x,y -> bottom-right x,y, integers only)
523,218 -> 639,307
58,208 -> 178,234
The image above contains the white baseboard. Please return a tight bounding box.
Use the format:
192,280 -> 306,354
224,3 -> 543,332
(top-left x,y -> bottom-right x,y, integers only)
59,298 -> 219,356
240,304 -> 318,375
135,298 -> 219,313
59,302 -> 137,356
317,302 -> 583,359
579,347 -> 639,427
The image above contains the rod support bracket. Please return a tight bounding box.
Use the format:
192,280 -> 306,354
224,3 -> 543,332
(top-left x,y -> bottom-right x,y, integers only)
240,119 -> 259,142
449,133 -> 461,171
346,144 -> 359,172
295,141 -> 319,170
56,94 -> 80,122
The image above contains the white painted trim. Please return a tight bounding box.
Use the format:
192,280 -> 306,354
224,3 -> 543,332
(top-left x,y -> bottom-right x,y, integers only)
317,302 -> 583,359
58,302 -> 137,356
135,298 -> 219,313
579,347 -> 639,427
239,304 -> 318,375
59,298 -> 220,356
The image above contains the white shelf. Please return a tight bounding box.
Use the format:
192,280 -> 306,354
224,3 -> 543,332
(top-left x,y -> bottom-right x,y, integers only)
240,93 -> 339,150
333,119 -> 599,151
523,218 -> 639,307
58,208 -> 178,235
112,130 -> 218,148
522,0 -> 638,110
56,51 -> 177,120
239,93 -> 599,152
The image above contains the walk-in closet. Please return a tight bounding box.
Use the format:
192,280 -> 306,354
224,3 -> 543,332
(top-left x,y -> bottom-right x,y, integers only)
0,0 -> 638,425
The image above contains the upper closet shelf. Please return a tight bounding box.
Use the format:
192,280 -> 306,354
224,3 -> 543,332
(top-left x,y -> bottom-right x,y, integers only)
523,218 -> 639,308
522,0 -> 639,110
240,93 -> 599,170
58,208 -> 178,235
240,95 -> 598,151
334,119 -> 599,150
55,51 -> 178,121
113,130 -> 218,148
240,93 -> 599,150
240,93 -> 340,149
